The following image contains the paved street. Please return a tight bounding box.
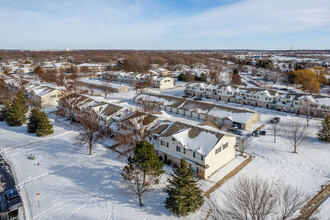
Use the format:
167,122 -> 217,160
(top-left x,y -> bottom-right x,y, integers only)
0,153 -> 18,219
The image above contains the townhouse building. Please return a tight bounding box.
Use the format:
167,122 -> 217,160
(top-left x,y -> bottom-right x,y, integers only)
102,72 -> 175,89
185,83 -> 330,115
134,93 -> 261,130
148,121 -> 237,179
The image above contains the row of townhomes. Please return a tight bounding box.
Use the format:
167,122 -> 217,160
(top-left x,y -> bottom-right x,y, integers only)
102,71 -> 175,89
57,94 -> 237,179
58,94 -> 128,126
134,93 -> 261,130
4,77 -> 66,107
185,83 -> 330,115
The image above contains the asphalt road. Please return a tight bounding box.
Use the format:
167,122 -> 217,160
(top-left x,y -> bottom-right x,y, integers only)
0,153 -> 19,219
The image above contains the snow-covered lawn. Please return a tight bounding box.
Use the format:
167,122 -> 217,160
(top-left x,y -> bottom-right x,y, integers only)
0,106 -> 329,219
0,116 -> 206,220
208,114 -> 330,219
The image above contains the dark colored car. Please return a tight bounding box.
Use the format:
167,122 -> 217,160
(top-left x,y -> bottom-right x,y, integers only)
194,97 -> 202,101
230,129 -> 243,136
4,188 -> 19,200
8,196 -> 23,212
274,117 -> 281,122
4,188 -> 23,213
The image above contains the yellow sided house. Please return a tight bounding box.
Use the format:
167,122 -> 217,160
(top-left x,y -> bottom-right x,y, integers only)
148,121 -> 237,179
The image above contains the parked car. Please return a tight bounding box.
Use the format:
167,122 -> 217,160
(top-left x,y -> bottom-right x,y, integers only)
4,188 -> 23,213
8,196 -> 23,212
194,97 -> 202,101
260,130 -> 266,135
4,188 -> 19,200
270,117 -> 281,124
274,117 -> 280,122
230,129 -> 243,136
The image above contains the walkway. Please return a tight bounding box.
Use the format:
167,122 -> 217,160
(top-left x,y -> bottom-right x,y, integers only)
204,154 -> 253,198
203,154 -> 253,220
297,183 -> 330,219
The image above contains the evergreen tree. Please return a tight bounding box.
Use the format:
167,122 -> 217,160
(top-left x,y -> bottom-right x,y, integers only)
317,115 -> 330,142
164,159 -> 204,216
129,139 -> 164,177
0,100 -> 10,121
27,107 -> 42,133
5,97 -> 27,126
200,73 -> 207,82
36,112 -> 54,137
16,91 -> 28,114
178,73 -> 186,81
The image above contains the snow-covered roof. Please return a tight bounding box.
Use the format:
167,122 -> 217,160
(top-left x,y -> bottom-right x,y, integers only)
172,128 -> 220,155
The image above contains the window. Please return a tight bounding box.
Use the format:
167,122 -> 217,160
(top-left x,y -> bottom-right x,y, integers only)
172,138 -> 175,141
166,142 -> 169,148
223,142 -> 228,150
193,152 -> 195,158
161,140 -> 163,146
215,146 -> 221,154
183,149 -> 186,154
201,155 -> 203,161
176,146 -> 181,152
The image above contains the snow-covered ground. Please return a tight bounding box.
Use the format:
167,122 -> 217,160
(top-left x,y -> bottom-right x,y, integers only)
0,115 -> 206,220
0,84 -> 329,219
208,112 -> 330,219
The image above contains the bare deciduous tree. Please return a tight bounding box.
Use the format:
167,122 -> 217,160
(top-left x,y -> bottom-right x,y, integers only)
282,120 -> 309,153
301,102 -> 318,127
272,123 -> 278,143
209,176 -> 277,220
73,110 -> 104,155
2,66 -> 12,76
236,137 -> 250,156
277,185 -> 307,220
209,71 -> 220,84
135,80 -> 151,94
80,66 -> 91,78
57,93 -> 78,121
121,164 -> 157,207
101,81 -> 111,98
110,111 -> 148,157
138,97 -> 156,114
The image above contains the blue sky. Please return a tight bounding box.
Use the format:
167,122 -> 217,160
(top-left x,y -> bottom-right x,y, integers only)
0,0 -> 330,50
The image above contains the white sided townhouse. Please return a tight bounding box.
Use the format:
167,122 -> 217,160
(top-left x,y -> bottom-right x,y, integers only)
58,94 -> 127,127
185,83 -> 330,115
134,93 -> 261,130
102,71 -> 175,89
148,121 -> 237,179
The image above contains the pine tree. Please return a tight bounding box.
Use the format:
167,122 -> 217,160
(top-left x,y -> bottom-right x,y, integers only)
317,115 -> 330,142
36,112 -> 54,137
27,107 -> 42,133
5,97 -> 27,126
129,139 -> 164,177
16,90 -> 28,114
164,159 -> 204,216
0,100 -> 10,121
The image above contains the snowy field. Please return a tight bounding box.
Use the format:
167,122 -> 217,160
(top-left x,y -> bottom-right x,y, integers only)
0,115 -> 206,220
208,112 -> 330,219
